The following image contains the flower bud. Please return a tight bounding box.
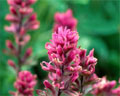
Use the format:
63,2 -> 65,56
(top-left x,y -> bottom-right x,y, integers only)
29,13 -> 37,21
4,24 -> 16,33
7,0 -> 15,5
5,14 -> 19,22
20,27 -> 26,36
8,59 -> 16,69
25,47 -> 32,58
44,80 -> 56,95
6,40 -> 14,50
10,6 -> 17,15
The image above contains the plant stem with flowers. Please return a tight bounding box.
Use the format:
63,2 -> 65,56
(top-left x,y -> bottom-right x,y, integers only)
38,9 -> 120,96
4,1 -> 120,96
5,0 -> 39,95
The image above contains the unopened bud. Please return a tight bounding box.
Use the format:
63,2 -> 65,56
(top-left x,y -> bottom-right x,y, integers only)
10,6 -> 17,15
20,27 -> 26,36
6,40 -> 14,50
25,48 -> 32,58
29,13 -> 37,21
8,60 -> 16,69
43,80 -> 55,95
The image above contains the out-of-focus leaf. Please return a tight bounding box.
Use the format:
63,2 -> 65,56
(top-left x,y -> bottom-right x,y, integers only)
73,0 -> 119,35
69,0 -> 90,5
78,34 -> 109,60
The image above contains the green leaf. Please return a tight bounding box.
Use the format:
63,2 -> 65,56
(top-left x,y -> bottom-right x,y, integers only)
78,34 -> 109,60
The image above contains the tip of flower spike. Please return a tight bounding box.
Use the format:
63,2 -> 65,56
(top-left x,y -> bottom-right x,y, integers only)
53,9 -> 77,32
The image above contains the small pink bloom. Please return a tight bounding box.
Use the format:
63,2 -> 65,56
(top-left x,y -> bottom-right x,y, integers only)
92,77 -> 117,96
5,14 -> 19,22
15,35 -> 31,46
5,24 -> 17,33
19,7 -> 33,15
41,61 -> 56,72
7,0 -> 15,5
53,9 -> 77,32
14,71 -> 37,96
76,48 -> 97,76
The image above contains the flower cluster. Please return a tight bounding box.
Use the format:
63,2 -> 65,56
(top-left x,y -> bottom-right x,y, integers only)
39,9 -> 120,96
53,9 -> 77,32
10,71 -> 37,96
92,77 -> 120,96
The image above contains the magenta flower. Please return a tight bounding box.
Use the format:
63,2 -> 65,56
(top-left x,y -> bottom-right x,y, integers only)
76,48 -> 97,76
53,9 -> 77,32
14,71 -> 37,96
92,77 -> 120,96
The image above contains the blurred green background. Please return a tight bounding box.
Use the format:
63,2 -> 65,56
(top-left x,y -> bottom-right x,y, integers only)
0,0 -> 120,95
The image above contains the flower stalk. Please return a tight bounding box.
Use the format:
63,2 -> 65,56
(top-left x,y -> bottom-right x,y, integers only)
5,0 -> 39,95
